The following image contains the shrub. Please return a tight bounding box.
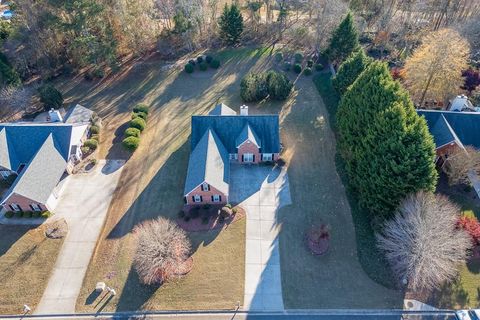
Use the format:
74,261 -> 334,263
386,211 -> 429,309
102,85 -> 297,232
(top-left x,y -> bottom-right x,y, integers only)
90,125 -> 100,134
220,206 -> 233,219
41,210 -> 52,218
84,71 -> 94,81
133,217 -> 191,285
22,211 -> 32,218
184,63 -> 194,73
199,62 -> 208,71
315,63 -> 323,71
225,203 -> 232,209
293,63 -> 302,74
197,56 -> 204,63
125,127 -> 141,138
4,211 -> 14,218
240,73 -> 268,102
377,192 -> 471,291
80,146 -> 90,154
92,68 -> 105,78
266,71 -> 293,100
205,55 -> 213,63
131,111 -> 148,120
15,211 -> 23,218
283,62 -> 291,71
0,60 -> 21,86
130,118 -> 146,131
275,52 -> 283,62
178,210 -> 185,218
32,212 -> 40,218
210,59 -> 220,69
90,134 -> 99,141
38,84 -> 63,109
307,59 -> 314,67
190,206 -> 201,219
133,103 -> 149,115
83,139 -> 98,150
458,212 -> 480,245
188,59 -> 196,66
294,52 -> 303,63
122,136 -> 140,151
304,67 -> 313,76
184,215 -> 191,222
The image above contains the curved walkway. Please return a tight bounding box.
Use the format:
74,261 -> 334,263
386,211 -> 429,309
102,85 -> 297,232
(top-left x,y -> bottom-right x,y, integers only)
230,164 -> 291,311
35,160 -> 124,314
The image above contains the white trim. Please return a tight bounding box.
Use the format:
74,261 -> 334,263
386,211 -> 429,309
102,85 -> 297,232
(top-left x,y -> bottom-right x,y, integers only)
236,138 -> 260,149
193,195 -> 202,203
213,194 -> 220,202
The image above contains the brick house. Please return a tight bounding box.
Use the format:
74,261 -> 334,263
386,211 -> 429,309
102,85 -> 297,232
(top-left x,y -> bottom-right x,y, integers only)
418,109 -> 480,164
183,104 -> 280,206
0,104 -> 95,213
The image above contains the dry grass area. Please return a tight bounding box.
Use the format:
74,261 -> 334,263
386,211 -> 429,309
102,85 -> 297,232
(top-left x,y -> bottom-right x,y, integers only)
0,225 -> 64,314
62,48 -> 271,312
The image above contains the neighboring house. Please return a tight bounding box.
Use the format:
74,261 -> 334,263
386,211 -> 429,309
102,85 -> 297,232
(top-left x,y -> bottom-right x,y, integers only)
449,95 -> 478,112
0,104 -> 94,213
418,109 -> 480,163
183,103 -> 280,206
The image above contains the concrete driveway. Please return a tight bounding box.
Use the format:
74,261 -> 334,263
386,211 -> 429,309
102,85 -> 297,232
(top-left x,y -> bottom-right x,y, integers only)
35,160 -> 124,314
229,164 -> 291,311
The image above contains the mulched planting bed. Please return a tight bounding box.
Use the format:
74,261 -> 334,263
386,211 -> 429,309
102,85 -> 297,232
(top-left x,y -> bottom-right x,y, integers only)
177,205 -> 246,232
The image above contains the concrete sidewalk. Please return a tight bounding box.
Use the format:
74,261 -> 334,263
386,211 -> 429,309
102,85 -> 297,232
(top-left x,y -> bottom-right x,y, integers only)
230,164 -> 291,311
35,160 -> 124,314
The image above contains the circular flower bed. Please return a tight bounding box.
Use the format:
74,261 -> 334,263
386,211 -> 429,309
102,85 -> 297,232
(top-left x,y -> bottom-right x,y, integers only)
305,224 -> 330,255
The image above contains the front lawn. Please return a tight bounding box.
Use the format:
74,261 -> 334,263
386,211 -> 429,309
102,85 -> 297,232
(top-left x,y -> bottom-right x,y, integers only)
0,225 -> 64,314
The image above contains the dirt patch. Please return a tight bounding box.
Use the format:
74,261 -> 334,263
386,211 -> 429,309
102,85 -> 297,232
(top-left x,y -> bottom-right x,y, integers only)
45,218 -> 68,239
305,225 -> 330,256
177,205 -> 246,232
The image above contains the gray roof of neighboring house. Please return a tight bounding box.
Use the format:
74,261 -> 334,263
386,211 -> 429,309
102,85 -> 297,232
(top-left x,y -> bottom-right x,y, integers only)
191,115 -> 280,153
236,123 -> 261,147
418,110 -> 480,149
2,133 -> 67,204
0,124 -> 72,171
64,104 -> 94,124
209,103 -> 237,116
184,128 -> 230,195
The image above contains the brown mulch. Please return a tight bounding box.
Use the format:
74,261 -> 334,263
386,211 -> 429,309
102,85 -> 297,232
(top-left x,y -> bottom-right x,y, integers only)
176,206 -> 246,232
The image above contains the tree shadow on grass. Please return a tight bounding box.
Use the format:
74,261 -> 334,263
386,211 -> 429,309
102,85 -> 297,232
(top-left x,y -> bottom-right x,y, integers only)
429,279 -> 470,309
105,121 -> 134,161
0,225 -> 34,257
116,266 -> 160,312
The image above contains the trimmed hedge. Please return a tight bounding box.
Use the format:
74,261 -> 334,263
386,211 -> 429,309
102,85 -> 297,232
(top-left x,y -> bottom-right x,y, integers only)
131,111 -> 148,120
293,63 -> 302,74
275,52 -> 283,62
90,125 -> 100,134
41,210 -> 52,218
185,63 -> 194,73
125,127 -> 141,138
294,52 -> 303,63
206,55 -> 213,63
83,139 -> 98,150
188,59 -> 196,65
315,63 -> 323,71
283,62 -> 291,71
133,103 -> 149,114
197,56 -> 204,63
4,211 -> 14,218
122,136 -> 140,151
210,59 -> 220,69
304,67 -> 312,76
199,62 -> 208,71
130,117 -> 146,131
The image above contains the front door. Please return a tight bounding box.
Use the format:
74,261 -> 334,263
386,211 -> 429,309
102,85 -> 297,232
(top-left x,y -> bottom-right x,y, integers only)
243,153 -> 254,163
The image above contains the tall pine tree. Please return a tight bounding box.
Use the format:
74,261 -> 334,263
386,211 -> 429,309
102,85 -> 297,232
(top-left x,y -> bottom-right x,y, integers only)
337,61 -> 437,218
332,49 -> 371,95
324,12 -> 360,64
219,4 -> 244,45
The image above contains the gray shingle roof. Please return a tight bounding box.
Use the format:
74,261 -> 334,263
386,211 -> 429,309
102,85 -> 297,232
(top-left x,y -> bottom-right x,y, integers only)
64,104 -> 94,124
236,123 -> 261,147
2,133 -> 67,204
0,123 -> 72,171
418,110 -> 480,149
184,128 -> 229,195
209,103 -> 237,116
191,115 -> 280,153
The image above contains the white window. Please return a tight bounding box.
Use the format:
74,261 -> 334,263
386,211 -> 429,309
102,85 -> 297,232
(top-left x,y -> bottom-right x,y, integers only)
30,203 -> 42,212
212,194 -> 221,202
201,183 -> 210,191
262,154 -> 273,161
229,154 -> 238,160
193,195 -> 202,203
10,203 -> 21,212
0,171 -> 10,179
243,153 -> 254,162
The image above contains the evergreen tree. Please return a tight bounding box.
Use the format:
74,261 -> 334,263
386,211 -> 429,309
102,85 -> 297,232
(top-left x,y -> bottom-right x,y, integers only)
332,49 -> 371,95
219,4 -> 244,45
337,61 -> 437,218
324,12 -> 360,64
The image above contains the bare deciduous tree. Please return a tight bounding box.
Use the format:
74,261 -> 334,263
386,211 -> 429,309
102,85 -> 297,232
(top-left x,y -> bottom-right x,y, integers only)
376,191 -> 471,291
444,146 -> 480,186
133,217 -> 191,285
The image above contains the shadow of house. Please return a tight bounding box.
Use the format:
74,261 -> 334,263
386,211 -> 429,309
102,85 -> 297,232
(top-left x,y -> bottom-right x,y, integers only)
0,225 -> 36,257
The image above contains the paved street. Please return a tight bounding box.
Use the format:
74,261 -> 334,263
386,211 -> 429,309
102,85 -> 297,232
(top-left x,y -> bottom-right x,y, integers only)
230,164 -> 291,311
35,160 -> 125,314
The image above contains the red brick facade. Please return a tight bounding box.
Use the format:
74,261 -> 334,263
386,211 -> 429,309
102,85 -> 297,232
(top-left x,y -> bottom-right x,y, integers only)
238,140 -> 262,163
2,193 -> 47,212
185,183 -> 228,206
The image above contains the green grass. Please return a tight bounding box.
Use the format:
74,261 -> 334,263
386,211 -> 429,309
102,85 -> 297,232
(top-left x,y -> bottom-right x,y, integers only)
312,72 -> 397,290
0,225 -> 64,314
